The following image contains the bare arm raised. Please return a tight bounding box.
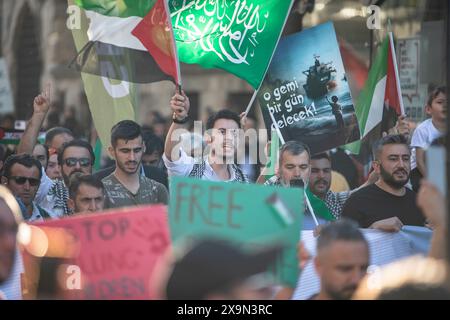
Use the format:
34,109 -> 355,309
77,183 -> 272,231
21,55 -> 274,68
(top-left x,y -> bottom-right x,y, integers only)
17,84 -> 51,154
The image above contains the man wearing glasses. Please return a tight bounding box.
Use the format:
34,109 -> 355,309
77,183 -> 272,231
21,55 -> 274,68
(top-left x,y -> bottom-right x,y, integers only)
164,91 -> 248,182
1,154 -> 51,222
38,139 -> 95,217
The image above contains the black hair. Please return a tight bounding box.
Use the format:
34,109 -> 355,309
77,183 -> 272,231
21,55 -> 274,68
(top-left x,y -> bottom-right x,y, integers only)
34,143 -> 49,162
142,129 -> 164,155
372,134 -> 410,160
426,86 -> 446,107
3,153 -> 43,180
0,144 -> 5,162
378,283 -> 450,300
311,152 -> 331,162
68,174 -> 104,199
317,219 -> 368,252
110,120 -> 142,148
44,127 -> 74,147
57,139 -> 95,166
206,109 -> 241,130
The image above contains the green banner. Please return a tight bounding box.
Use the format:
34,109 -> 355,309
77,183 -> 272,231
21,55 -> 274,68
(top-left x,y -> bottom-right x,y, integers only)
168,177 -> 303,287
169,0 -> 294,89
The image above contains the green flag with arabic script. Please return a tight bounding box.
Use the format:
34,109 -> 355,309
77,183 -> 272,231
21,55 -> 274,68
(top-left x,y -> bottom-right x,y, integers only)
169,0 -> 294,89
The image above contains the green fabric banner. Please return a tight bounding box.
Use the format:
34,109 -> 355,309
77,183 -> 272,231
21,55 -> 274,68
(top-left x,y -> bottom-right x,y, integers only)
169,0 -> 294,89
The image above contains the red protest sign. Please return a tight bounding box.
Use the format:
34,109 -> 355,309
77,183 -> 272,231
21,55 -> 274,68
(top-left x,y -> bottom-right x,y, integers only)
25,205 -> 170,300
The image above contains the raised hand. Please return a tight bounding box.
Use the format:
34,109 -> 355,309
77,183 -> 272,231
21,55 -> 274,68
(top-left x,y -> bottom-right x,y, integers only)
417,180 -> 446,228
170,90 -> 190,121
239,112 -> 247,128
33,83 -> 51,115
395,114 -> 411,136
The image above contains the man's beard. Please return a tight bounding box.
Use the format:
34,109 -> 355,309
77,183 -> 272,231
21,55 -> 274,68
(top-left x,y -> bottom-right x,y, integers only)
312,178 -> 330,197
326,284 -> 358,300
117,160 -> 140,174
379,164 -> 409,189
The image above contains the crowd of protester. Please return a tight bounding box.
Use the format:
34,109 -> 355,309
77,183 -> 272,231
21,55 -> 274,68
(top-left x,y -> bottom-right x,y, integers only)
0,85 -> 448,300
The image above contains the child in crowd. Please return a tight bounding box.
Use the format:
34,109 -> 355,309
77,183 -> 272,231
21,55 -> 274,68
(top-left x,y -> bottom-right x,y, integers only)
410,86 -> 447,191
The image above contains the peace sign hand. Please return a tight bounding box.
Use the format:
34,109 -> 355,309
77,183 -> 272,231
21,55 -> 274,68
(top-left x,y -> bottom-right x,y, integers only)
33,83 -> 51,115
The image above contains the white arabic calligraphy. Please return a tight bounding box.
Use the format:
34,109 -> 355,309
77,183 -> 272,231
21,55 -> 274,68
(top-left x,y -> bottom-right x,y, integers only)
171,0 -> 269,65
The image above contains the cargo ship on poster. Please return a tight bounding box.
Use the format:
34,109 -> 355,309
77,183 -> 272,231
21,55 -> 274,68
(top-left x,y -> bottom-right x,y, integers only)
302,55 -> 337,99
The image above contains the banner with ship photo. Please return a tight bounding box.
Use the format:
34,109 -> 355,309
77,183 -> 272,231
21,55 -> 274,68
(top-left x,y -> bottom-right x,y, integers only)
258,22 -> 360,154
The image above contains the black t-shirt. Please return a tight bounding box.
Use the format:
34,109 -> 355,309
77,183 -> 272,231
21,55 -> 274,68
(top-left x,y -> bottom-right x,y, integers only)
342,184 -> 425,228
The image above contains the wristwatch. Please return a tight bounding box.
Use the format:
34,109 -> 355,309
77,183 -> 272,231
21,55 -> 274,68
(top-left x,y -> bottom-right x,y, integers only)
172,112 -> 190,124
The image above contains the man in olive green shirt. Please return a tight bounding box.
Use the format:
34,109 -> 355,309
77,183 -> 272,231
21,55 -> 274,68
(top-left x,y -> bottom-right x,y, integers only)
102,120 -> 168,209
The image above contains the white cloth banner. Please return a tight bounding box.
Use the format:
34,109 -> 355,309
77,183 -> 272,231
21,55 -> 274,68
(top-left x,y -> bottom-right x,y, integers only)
0,248 -> 24,300
292,226 -> 432,300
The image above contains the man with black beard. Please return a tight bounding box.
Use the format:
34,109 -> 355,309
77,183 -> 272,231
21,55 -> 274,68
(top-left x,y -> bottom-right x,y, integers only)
342,135 -> 425,231
309,152 -> 377,220
38,139 -> 95,217
102,120 -> 168,209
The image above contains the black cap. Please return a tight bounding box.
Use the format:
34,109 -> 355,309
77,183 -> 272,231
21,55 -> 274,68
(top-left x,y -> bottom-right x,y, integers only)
165,238 -> 282,300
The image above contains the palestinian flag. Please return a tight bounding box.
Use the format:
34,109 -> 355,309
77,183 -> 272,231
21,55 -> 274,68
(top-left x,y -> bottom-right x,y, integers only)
0,128 -> 45,145
346,32 -> 404,156
305,187 -> 336,221
72,0 -> 180,85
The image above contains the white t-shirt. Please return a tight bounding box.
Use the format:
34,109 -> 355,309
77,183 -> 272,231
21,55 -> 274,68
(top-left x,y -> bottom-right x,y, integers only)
410,119 -> 444,170
35,168 -> 53,204
162,149 -> 238,182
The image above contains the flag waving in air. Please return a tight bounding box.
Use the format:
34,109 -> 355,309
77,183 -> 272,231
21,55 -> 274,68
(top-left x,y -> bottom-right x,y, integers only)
169,0 -> 294,89
73,0 -> 180,85
346,32 -> 404,155
69,0 -> 181,147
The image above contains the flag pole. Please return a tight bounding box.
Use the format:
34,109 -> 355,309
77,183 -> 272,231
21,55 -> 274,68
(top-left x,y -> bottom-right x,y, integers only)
67,41 -> 95,69
268,111 -> 285,145
242,0 -> 296,117
388,31 -> 405,115
163,0 -> 182,92
304,186 -> 319,227
243,89 -> 258,117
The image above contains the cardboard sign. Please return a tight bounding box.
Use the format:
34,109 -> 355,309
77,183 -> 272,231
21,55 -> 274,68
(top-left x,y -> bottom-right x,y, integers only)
168,177 -> 303,287
258,22 -> 360,154
29,205 -> 170,300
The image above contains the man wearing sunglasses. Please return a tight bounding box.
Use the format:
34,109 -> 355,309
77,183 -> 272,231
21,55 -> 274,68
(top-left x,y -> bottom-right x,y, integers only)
38,139 -> 95,217
1,154 -> 51,222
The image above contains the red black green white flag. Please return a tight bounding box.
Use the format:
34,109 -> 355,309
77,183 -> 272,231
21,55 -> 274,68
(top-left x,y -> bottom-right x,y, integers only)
346,32 -> 404,155
72,0 -> 180,85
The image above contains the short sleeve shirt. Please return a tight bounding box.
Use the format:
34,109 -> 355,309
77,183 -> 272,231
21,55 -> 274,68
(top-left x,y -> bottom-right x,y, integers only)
102,173 -> 169,209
